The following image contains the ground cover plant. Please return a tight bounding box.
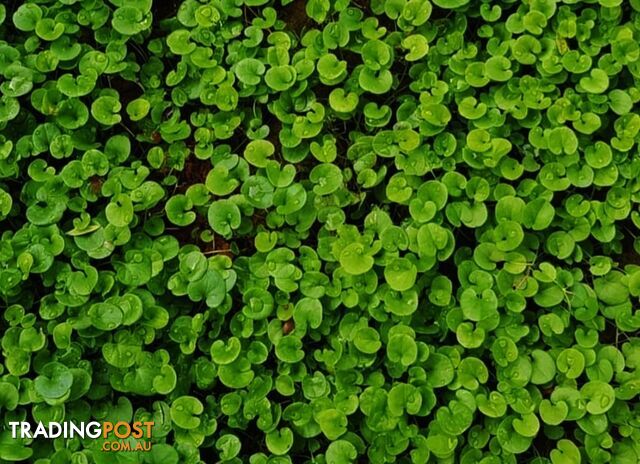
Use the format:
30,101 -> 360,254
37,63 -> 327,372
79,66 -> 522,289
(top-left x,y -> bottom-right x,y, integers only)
0,0 -> 639,462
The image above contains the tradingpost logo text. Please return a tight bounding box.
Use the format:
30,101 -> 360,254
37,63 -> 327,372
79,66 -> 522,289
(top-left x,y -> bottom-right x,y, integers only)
9,421 -> 154,452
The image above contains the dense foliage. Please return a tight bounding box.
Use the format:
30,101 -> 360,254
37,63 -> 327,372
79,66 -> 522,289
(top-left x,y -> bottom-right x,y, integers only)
0,0 -> 640,462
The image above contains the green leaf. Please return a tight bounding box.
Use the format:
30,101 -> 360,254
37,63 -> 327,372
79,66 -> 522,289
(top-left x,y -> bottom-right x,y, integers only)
170,396 -> 203,429
91,96 -> 122,125
208,200 -> 241,237
265,428 -> 294,455
34,362 -> 73,400
315,408 -> 347,440
339,243 -> 374,275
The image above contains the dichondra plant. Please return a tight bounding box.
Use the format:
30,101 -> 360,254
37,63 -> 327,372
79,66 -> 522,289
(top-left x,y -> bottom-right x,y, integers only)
0,0 -> 639,463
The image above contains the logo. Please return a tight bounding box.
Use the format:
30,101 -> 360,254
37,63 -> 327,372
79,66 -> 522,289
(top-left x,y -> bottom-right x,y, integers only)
9,421 -> 154,452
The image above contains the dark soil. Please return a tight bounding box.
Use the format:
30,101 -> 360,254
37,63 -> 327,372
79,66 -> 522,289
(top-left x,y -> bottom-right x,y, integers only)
152,0 -> 181,21
280,0 -> 313,37
176,155 -> 212,191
